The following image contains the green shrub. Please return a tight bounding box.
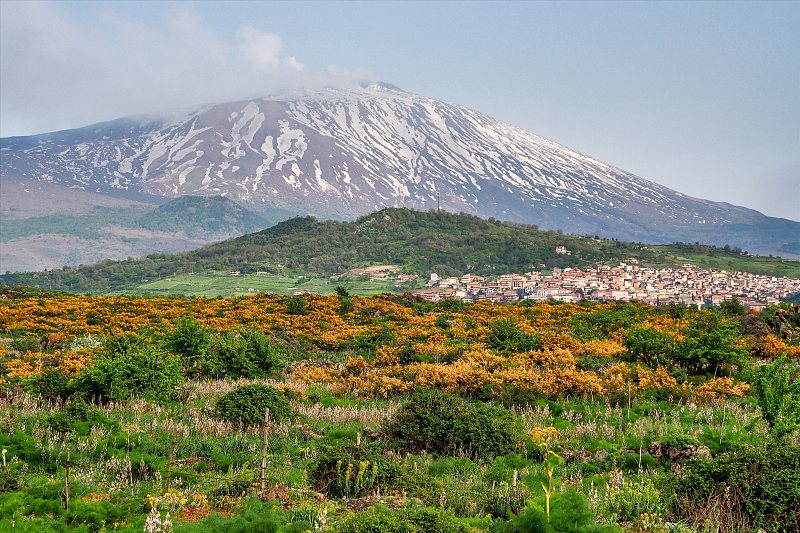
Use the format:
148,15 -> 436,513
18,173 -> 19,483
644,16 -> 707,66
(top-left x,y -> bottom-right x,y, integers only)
102,334 -> 146,356
623,327 -> 674,366
330,505 -> 414,533
205,329 -> 288,379
25,370 -> 74,401
329,505 -> 467,533
752,357 -> 800,438
492,489 -> 621,533
671,441 -> 800,532
487,318 -> 541,353
0,431 -> 45,467
286,295 -> 308,316
384,389 -> 520,459
163,315 -> 211,377
173,497 -> 284,532
339,296 -> 355,315
598,472 -> 666,524
215,384 -> 292,426
48,397 -> 110,434
0,481 -> 67,521
309,441 -> 401,498
66,496 -> 138,531
10,337 -> 41,353
486,453 -> 533,483
435,314 -> 451,329
77,343 -> 183,404
0,465 -> 23,493
404,506 -> 468,533
673,315 -> 746,375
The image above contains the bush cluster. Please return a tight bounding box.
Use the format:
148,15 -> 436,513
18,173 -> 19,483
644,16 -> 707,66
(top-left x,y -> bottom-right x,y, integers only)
384,389 -> 520,459
204,329 -> 289,379
329,504 -> 467,533
78,342 -> 183,404
671,441 -> 800,532
215,384 -> 293,426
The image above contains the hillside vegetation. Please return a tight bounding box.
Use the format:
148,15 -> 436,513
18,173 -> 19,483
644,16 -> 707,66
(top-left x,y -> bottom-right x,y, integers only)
1,288 -> 799,531
135,195 -> 291,235
3,208 -> 799,294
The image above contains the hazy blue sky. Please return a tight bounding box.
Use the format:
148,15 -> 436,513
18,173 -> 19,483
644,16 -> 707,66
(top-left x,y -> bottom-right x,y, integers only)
1,0 -> 798,220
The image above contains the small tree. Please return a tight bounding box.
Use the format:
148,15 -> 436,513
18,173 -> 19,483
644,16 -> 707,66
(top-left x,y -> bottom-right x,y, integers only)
205,329 -> 288,379
163,315 -> 211,377
623,327 -> 674,366
753,357 -> 800,439
674,314 -> 745,375
287,295 -> 308,315
78,344 -> 183,404
334,285 -> 350,297
719,298 -> 746,317
487,318 -> 542,353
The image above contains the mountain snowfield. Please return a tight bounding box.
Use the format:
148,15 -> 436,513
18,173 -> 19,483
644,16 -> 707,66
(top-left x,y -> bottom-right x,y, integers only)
2,82 -> 798,256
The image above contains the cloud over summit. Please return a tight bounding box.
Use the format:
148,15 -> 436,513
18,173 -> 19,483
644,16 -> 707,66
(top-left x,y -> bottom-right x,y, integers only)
0,1 -> 357,136
237,24 -> 303,72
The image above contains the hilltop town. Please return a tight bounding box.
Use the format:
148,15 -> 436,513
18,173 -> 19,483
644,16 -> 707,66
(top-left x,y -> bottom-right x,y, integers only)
413,259 -> 800,310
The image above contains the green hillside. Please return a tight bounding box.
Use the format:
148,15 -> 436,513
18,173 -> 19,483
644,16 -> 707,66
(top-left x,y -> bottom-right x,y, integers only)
0,205 -> 152,242
2,208 -> 799,294
0,195 -> 287,243
135,195 -> 291,236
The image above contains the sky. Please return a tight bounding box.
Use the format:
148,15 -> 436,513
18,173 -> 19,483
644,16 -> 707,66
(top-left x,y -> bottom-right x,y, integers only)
1,0 -> 798,220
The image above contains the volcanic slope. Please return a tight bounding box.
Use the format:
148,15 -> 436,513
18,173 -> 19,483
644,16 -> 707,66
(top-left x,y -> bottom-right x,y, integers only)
1,82 -> 797,255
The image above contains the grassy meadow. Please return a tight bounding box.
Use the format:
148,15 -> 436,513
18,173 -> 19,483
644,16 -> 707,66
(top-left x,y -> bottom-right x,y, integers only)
121,273 -> 419,298
648,247 -> 800,279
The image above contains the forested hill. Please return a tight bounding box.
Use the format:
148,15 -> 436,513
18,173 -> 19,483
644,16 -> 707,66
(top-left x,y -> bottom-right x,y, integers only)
2,208 -> 798,294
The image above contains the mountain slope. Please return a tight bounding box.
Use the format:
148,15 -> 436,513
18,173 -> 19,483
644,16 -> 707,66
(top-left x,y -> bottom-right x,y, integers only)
0,195 -> 281,273
2,83 -> 797,255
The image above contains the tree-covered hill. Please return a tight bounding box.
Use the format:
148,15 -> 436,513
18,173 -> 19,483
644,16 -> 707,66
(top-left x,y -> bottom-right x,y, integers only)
134,195 -> 265,236
2,208 -> 799,294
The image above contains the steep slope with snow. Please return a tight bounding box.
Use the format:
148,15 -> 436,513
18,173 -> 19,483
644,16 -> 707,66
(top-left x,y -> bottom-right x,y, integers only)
1,83 -> 797,255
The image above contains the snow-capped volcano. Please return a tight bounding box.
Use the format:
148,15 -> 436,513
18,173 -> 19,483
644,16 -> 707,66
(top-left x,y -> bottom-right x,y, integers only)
1,83 -> 797,255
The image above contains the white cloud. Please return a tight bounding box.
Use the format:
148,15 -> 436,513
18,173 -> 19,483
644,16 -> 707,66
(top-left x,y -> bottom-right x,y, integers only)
236,25 -> 303,72
0,1 -> 357,136
283,56 -> 304,72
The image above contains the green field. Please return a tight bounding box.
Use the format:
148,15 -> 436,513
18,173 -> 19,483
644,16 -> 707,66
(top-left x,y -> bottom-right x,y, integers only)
649,247 -> 800,278
119,272 -> 421,297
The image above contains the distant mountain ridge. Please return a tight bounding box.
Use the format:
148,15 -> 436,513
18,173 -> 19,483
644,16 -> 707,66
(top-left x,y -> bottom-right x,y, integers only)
0,195 -> 279,272
1,82 -> 797,256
